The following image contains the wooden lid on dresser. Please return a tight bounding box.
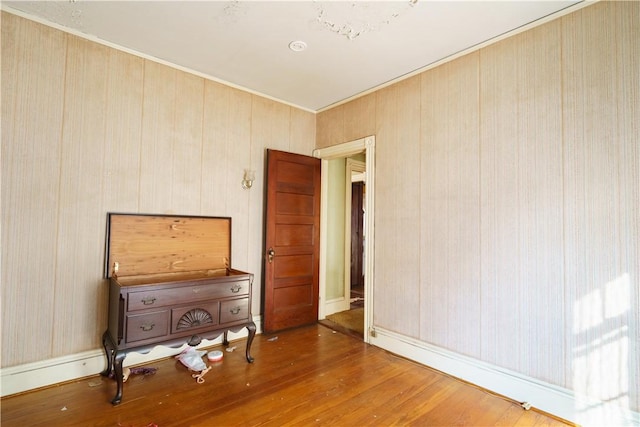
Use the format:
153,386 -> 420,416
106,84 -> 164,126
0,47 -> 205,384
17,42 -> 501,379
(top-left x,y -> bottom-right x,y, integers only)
104,213 -> 233,280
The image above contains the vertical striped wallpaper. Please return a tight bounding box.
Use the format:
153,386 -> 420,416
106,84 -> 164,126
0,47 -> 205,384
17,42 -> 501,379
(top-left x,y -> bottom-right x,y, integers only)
374,76 -> 422,337
420,53 -> 482,359
317,0 -> 638,413
2,1 -> 638,415
1,11 -> 315,367
561,2 -> 639,415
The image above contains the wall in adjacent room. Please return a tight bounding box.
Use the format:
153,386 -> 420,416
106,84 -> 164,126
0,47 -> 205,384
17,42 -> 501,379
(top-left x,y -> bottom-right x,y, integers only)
325,157 -> 346,301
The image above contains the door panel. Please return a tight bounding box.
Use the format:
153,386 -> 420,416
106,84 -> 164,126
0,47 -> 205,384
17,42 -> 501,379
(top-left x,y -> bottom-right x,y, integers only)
351,182 -> 365,287
276,193 -> 314,215
275,224 -> 313,246
264,149 -> 320,333
275,254 -> 313,278
276,161 -> 315,187
274,285 -> 313,307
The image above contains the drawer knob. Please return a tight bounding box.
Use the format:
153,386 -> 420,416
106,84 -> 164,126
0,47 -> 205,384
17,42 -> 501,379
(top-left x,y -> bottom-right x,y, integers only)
230,284 -> 242,293
140,323 -> 155,332
230,307 -> 241,315
141,297 -> 156,305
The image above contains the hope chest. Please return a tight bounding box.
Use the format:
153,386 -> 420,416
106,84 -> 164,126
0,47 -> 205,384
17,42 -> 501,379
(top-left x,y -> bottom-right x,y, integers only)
100,213 -> 255,405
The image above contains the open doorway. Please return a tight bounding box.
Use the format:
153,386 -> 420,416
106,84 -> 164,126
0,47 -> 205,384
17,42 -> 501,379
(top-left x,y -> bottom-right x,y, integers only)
323,157 -> 365,337
349,164 -> 365,311
313,136 -> 375,343
346,159 -> 366,315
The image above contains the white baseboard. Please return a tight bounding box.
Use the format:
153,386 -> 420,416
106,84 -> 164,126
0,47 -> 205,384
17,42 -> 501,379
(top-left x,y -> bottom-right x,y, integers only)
0,348 -> 106,398
321,296 -> 350,318
370,326 -> 640,427
0,316 -> 262,398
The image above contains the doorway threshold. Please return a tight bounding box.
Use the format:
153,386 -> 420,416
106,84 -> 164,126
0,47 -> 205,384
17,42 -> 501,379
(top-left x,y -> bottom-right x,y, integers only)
319,317 -> 364,341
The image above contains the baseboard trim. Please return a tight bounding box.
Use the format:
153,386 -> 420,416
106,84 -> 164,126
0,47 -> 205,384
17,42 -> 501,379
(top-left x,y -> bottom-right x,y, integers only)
1,316 -> 262,398
370,326 -> 640,427
322,296 -> 350,318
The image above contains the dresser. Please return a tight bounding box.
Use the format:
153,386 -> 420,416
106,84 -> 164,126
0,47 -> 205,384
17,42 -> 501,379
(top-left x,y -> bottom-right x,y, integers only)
100,213 -> 255,405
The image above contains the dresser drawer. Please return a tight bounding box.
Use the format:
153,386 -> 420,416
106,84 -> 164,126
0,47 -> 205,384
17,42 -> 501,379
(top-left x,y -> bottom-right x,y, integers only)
171,302 -> 220,334
126,310 -> 169,343
220,298 -> 250,324
127,279 -> 250,311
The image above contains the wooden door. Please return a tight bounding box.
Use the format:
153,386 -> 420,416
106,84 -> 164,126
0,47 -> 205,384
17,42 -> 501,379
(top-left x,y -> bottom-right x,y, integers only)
263,150 -> 321,333
350,182 -> 364,288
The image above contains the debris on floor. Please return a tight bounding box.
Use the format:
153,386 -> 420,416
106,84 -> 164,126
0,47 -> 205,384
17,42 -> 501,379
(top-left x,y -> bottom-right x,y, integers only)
267,336 -> 278,342
208,350 -> 224,362
175,347 -> 213,384
87,379 -> 103,387
192,366 -> 212,384
130,367 -> 158,376
123,366 -> 158,382
176,347 -> 207,371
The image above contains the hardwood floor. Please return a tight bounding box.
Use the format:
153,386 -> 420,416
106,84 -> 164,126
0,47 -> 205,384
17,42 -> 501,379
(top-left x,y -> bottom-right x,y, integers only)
1,324 -> 572,426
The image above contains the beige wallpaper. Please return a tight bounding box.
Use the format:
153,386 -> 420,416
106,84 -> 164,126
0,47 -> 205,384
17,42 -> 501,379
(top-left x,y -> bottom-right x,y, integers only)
1,11 -> 315,366
561,1 -> 639,406
480,17 -> 568,385
2,1 -> 638,416
375,76 -> 423,337
317,0 -> 639,413
421,52 -> 482,360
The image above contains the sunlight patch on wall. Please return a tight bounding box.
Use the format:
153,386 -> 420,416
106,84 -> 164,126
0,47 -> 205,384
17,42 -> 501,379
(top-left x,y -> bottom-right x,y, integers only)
573,274 -> 632,426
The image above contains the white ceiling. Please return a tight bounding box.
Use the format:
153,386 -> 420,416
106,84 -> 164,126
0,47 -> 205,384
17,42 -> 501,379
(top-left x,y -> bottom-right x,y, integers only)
3,0 -> 584,112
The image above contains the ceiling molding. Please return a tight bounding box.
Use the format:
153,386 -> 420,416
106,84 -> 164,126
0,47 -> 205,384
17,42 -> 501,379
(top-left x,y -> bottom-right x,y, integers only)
316,0 -> 597,113
0,0 -> 599,114
0,4 -> 316,114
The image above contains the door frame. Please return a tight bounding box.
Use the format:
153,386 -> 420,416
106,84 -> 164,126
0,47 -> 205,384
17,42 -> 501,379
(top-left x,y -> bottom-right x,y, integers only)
313,135 -> 375,343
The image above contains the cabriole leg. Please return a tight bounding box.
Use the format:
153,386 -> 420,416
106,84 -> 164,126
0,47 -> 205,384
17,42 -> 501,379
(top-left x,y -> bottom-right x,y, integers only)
100,331 -> 114,377
245,321 -> 256,363
111,351 -> 126,405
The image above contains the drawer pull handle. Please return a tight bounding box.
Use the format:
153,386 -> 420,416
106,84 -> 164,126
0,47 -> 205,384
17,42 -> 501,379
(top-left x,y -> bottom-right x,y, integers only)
230,307 -> 241,315
230,284 -> 242,293
141,297 -> 156,305
140,323 -> 155,332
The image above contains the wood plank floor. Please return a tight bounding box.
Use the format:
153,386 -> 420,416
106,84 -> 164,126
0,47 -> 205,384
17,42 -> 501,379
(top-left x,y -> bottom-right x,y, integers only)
1,324 -> 572,427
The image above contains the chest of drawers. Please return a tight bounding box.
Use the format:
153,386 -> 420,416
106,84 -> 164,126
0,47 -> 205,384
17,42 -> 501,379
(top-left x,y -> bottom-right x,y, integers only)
100,214 -> 255,405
